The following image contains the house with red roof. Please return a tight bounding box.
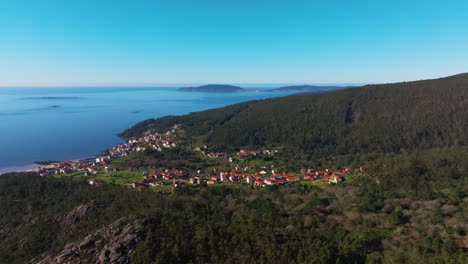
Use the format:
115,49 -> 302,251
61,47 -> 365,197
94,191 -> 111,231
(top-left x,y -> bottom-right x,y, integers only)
286,174 -> 299,182
329,173 -> 343,184
264,179 -> 275,185
254,179 -> 264,187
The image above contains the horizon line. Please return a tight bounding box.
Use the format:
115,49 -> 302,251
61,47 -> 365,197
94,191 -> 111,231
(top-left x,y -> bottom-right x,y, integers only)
0,82 -> 367,88
1,72 -> 465,88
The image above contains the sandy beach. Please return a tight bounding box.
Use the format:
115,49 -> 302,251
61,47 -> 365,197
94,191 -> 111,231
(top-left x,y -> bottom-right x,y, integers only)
0,163 -> 39,174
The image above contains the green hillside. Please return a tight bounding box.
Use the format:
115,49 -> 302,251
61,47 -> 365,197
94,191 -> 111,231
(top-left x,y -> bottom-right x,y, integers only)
122,73 -> 468,162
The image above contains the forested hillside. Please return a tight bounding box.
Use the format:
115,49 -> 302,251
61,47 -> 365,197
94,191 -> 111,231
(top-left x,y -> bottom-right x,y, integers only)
122,73 -> 468,162
1,156 -> 466,264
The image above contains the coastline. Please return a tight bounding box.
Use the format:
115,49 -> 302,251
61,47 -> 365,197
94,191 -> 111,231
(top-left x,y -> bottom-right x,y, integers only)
0,157 -> 98,175
0,164 -> 39,174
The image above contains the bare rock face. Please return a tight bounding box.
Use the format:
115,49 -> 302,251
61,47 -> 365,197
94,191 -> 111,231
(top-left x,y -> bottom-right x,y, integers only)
77,235 -> 96,251
58,203 -> 95,236
96,219 -> 144,264
38,218 -> 146,264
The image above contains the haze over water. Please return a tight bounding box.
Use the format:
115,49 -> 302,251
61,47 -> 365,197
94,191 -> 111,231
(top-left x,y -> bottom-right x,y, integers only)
0,87 -> 288,172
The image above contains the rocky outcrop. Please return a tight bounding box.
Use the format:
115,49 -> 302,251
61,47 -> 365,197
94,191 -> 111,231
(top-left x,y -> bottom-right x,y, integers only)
56,203 -> 96,241
38,218 -> 146,264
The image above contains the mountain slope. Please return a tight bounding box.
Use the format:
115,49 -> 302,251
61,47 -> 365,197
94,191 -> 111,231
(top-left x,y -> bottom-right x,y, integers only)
122,73 -> 468,159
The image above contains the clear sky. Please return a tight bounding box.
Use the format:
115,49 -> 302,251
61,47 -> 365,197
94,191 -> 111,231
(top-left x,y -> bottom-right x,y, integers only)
1,0 -> 468,86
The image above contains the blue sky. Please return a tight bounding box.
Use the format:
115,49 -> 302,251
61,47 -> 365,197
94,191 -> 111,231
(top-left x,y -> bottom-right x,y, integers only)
1,0 -> 468,86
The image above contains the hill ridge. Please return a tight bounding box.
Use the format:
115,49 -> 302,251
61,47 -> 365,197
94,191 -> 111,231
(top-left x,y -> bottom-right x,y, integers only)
122,72 -> 468,161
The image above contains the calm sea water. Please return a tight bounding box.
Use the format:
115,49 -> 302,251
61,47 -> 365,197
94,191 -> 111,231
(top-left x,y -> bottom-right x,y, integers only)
0,87 -> 288,172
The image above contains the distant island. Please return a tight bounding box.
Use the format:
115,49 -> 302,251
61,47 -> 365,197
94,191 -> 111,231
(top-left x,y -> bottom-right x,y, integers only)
177,84 -> 346,93
177,84 -> 246,92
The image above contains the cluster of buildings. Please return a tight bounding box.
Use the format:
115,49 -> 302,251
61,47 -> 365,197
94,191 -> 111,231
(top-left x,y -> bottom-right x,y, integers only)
35,157 -> 111,176
132,169 -> 188,189
188,166 -> 354,187
237,149 -> 279,159
130,165 -> 358,191
203,148 -> 279,163
108,124 -> 182,158
35,125 -> 183,176
302,167 -> 362,184
33,122 -> 360,192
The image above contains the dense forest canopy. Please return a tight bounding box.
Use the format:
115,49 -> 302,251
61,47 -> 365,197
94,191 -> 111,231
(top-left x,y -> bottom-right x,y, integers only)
122,73 -> 468,161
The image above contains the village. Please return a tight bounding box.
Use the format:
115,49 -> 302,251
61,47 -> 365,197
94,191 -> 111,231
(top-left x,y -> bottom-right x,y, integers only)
34,124 -> 362,191
132,165 -> 358,191
35,124 -> 183,177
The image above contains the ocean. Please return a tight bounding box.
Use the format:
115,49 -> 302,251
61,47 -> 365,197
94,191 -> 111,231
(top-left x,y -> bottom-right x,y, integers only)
0,87 -> 288,173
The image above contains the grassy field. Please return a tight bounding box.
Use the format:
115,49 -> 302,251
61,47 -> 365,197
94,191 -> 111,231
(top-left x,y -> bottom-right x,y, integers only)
54,169 -> 143,185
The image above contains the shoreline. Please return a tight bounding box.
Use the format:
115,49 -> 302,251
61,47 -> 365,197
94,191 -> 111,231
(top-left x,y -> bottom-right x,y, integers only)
0,164 -> 39,174
0,156 -> 98,175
